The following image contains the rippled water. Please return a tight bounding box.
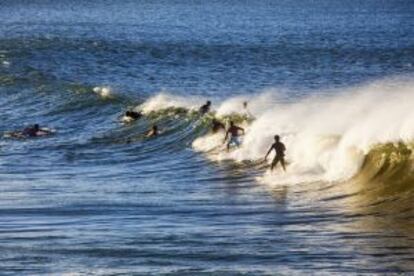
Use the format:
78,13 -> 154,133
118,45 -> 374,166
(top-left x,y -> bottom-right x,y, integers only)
0,0 -> 414,274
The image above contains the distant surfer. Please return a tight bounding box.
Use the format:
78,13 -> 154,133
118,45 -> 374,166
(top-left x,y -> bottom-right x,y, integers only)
122,110 -> 142,123
265,135 -> 286,171
6,124 -> 54,139
211,119 -> 225,133
146,125 -> 159,138
223,121 -> 245,151
243,101 -> 254,120
199,101 -> 211,115
24,124 -> 53,137
125,110 -> 142,120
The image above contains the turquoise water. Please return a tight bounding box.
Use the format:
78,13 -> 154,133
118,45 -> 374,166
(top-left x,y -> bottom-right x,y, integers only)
0,0 -> 414,274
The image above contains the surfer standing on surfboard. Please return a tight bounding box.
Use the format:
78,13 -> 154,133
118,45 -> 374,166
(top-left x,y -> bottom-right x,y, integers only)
265,135 -> 286,171
223,121 -> 245,151
199,101 -> 211,115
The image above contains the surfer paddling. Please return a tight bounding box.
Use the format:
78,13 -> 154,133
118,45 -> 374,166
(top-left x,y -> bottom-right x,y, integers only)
6,124 -> 54,139
146,125 -> 159,138
265,135 -> 286,171
223,121 -> 245,151
121,110 -> 143,124
124,110 -> 142,121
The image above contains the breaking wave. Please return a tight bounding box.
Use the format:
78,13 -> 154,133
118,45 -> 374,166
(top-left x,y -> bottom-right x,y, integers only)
138,79 -> 414,186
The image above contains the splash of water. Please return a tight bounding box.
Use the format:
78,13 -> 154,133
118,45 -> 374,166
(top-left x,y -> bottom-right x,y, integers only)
192,80 -> 414,184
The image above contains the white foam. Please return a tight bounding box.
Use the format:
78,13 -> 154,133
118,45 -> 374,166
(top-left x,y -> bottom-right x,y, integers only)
215,91 -> 282,118
138,92 -> 206,114
93,86 -> 114,99
142,80 -> 414,185
202,80 -> 414,184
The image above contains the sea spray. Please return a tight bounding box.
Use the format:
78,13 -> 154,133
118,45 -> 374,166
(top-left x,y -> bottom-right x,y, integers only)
191,80 -> 414,184
93,86 -> 114,99
139,93 -> 206,114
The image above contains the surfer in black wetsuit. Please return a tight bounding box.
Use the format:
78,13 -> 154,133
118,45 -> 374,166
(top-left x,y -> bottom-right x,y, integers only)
199,101 -> 211,115
265,135 -> 286,171
23,124 -> 53,137
4,124 -> 53,139
211,119 -> 225,133
22,124 -> 40,137
125,110 -> 142,120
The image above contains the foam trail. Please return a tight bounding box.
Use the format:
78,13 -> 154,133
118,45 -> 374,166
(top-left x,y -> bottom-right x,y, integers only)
215,92 -> 280,118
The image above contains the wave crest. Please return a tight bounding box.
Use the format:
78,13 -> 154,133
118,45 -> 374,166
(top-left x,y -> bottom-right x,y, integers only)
137,79 -> 414,185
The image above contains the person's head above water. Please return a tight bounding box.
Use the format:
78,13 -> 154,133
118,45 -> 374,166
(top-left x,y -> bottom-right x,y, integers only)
274,135 -> 280,142
206,101 -> 211,106
230,121 -> 234,126
34,124 -> 40,131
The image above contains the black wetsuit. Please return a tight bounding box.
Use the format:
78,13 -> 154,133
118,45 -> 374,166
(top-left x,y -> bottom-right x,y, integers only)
270,141 -> 286,170
199,104 -> 210,115
23,127 -> 38,137
126,111 -> 142,120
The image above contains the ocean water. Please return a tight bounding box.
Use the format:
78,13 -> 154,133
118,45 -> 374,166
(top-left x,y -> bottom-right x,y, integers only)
0,0 -> 414,274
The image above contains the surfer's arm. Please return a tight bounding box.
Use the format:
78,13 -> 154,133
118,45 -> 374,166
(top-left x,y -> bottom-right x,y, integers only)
264,145 -> 273,160
238,126 -> 245,134
223,131 -> 229,143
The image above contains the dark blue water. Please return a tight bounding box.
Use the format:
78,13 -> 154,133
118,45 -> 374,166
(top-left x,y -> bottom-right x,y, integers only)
1,0 -> 414,274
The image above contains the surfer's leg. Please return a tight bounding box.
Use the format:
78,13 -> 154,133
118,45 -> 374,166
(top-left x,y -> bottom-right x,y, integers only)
227,136 -> 235,151
281,157 -> 286,171
235,136 -> 241,148
271,157 -> 279,170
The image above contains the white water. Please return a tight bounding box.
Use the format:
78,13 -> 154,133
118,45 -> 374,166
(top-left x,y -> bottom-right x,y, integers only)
141,80 -> 414,185
139,93 -> 206,114
93,86 -> 114,99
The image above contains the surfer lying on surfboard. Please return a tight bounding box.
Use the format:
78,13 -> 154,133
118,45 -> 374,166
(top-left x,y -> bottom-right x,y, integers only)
223,121 -> 245,151
5,124 -> 54,139
146,125 -> 159,138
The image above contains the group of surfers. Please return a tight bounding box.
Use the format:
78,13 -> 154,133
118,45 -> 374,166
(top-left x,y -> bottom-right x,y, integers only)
125,100 -> 286,171
200,101 -> 286,171
8,100 -> 287,171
